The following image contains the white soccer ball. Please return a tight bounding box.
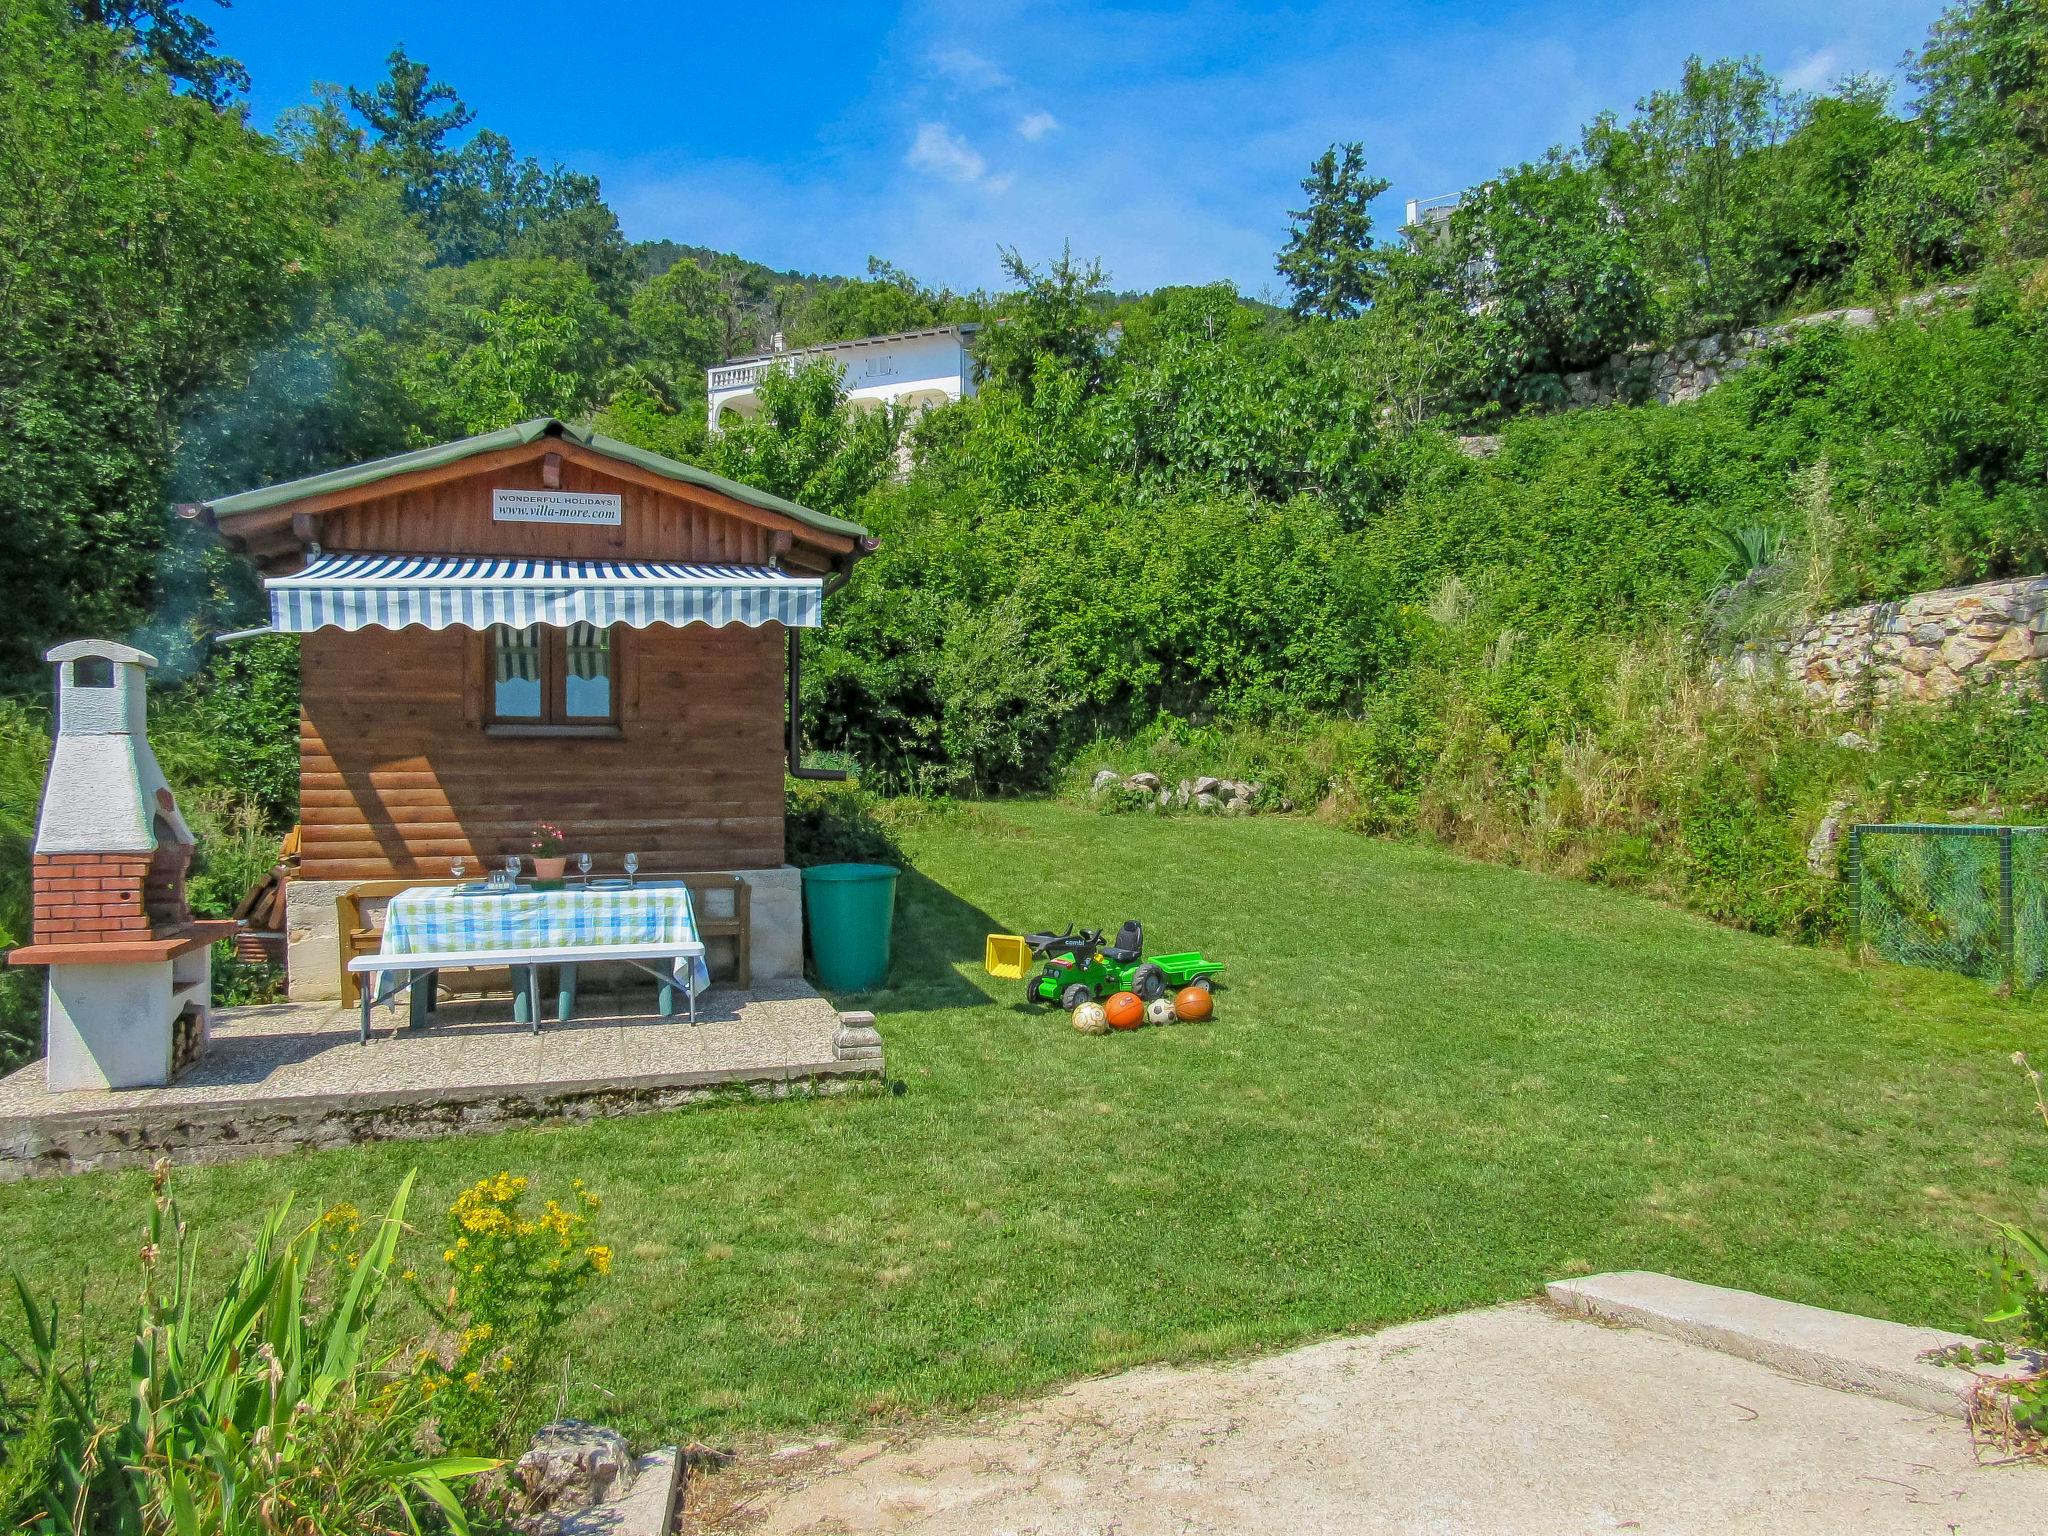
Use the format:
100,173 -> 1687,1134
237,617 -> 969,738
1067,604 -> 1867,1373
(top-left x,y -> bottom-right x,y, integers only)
1072,1000 -> 1110,1035
1145,995 -> 1178,1027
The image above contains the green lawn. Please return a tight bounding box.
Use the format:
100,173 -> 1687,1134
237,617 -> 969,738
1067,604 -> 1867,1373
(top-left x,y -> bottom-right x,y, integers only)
2,801 -> 2044,1444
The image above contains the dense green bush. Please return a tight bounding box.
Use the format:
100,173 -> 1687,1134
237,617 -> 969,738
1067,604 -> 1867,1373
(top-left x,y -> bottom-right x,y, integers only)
785,779 -> 905,868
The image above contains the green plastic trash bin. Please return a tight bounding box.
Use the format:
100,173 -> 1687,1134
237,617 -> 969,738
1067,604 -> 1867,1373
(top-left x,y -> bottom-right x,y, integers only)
801,862 -> 900,991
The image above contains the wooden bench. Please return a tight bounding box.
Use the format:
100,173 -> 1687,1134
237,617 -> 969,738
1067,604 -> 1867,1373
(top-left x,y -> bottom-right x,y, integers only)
348,940 -> 707,1042
337,879 -> 456,1008
671,872 -> 751,987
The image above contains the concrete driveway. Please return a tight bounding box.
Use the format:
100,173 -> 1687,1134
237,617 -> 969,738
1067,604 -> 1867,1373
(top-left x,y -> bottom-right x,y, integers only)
688,1301 -> 2048,1535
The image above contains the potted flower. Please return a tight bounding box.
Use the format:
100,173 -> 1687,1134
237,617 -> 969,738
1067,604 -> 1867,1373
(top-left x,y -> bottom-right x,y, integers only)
530,821 -> 569,882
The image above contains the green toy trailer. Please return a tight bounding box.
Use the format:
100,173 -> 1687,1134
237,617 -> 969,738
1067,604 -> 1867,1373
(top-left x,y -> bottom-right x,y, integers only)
985,921 -> 1221,1010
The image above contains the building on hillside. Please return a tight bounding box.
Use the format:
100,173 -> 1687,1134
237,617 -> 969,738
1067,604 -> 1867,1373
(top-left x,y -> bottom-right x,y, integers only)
1403,193 -> 1462,243
191,417 -> 874,1001
707,324 -> 980,433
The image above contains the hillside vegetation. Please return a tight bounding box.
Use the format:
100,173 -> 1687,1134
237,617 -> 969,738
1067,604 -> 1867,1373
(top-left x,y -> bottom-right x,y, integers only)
5,1 -> 2048,1065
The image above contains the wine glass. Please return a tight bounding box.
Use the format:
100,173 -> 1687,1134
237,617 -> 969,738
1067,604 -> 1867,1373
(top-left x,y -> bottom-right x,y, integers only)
504,854 -> 521,888
576,851 -> 593,884
451,855 -> 467,883
624,852 -> 638,887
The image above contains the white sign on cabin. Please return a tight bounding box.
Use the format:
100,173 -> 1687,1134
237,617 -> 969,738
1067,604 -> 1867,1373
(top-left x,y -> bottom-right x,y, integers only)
491,489 -> 623,525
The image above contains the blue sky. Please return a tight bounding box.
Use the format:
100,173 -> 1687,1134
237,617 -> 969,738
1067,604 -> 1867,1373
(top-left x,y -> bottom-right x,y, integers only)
216,0 -> 1945,298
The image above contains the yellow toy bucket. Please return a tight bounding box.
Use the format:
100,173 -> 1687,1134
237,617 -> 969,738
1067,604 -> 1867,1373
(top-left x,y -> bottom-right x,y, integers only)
984,934 -> 1033,979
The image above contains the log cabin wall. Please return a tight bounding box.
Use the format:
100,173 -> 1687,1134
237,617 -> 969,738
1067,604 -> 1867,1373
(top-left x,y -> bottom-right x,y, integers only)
298,622 -> 787,882
295,459 -> 794,883
314,458 -> 776,564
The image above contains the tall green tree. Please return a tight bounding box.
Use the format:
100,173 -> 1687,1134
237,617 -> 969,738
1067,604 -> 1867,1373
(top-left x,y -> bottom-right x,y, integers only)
1587,57 -> 1799,333
1914,0 -> 2048,151
1913,0 -> 2048,255
974,244 -> 1113,398
400,259 -> 618,438
786,258 -> 950,346
175,84 -> 434,502
0,0 -> 320,679
347,50 -> 629,288
1276,142 -> 1391,319
624,256 -> 727,409
347,47 -> 473,225
1449,153 -> 1653,400
73,0 -> 247,104
706,361 -> 897,517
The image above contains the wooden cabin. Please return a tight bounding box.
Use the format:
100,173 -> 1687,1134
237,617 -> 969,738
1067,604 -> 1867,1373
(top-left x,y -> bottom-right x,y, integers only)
198,418 -> 872,1000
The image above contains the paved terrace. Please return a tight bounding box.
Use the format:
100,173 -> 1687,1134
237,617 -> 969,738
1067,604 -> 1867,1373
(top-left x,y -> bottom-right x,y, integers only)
0,980 -> 881,1178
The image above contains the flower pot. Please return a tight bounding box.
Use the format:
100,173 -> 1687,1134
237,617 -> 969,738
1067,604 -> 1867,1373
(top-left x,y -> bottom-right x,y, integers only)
532,855 -> 568,881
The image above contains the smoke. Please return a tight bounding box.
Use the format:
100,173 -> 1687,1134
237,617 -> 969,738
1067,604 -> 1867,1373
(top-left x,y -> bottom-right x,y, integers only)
134,300 -> 389,683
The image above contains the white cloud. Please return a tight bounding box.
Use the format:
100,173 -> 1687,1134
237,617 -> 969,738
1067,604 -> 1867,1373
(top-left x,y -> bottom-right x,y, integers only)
1783,47 -> 1842,93
1016,110 -> 1059,142
927,47 -> 1011,89
907,122 -> 988,184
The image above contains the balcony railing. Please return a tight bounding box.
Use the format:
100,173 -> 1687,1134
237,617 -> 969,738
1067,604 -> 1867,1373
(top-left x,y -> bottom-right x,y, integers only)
707,359 -> 785,392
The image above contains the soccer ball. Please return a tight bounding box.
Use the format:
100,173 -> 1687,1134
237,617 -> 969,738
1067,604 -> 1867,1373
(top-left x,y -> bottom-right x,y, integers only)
1072,1000 -> 1110,1035
1145,996 -> 1178,1027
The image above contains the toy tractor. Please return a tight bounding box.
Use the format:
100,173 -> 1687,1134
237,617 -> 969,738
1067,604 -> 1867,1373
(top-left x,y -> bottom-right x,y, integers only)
985,921 -> 1222,1010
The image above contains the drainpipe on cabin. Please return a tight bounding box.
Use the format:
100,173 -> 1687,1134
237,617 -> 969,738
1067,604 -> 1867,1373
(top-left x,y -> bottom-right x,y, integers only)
786,544 -> 874,782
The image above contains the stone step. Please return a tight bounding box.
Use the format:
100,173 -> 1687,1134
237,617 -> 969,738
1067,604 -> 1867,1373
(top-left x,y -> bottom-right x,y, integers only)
1545,1270 -> 2035,1418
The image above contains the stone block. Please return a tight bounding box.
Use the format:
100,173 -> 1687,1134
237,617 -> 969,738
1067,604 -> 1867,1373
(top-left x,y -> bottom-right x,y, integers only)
1942,633 -> 1991,671
285,877 -> 354,1002
741,867 -> 805,981
516,1421 -> 637,1517
1545,1271 -> 2033,1418
834,1010 -> 883,1064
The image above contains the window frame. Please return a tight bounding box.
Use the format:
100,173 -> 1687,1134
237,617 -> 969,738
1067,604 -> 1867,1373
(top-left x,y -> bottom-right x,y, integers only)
483,623 -> 623,737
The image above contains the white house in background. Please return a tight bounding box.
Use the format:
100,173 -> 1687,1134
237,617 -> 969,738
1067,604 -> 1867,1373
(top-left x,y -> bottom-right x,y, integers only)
706,324 -> 980,433
1404,193 -> 1462,241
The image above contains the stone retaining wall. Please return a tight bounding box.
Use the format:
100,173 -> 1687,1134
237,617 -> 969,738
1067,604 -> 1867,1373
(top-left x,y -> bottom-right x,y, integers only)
1567,287 -> 1976,411
1727,575 -> 2048,707
0,1058 -> 883,1180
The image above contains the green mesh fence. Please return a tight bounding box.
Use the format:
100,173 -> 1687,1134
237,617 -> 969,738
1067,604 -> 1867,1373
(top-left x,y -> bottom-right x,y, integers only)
1850,824 -> 2048,992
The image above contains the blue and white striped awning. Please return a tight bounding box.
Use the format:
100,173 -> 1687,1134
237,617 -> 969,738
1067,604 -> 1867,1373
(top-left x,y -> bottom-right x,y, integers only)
258,554 -> 823,633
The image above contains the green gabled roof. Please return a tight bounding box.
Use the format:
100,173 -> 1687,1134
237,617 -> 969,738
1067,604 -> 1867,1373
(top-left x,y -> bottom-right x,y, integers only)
204,417 -> 869,541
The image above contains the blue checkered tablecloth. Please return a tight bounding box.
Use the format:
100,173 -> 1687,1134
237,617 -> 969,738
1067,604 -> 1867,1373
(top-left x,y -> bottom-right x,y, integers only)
380,879 -> 711,990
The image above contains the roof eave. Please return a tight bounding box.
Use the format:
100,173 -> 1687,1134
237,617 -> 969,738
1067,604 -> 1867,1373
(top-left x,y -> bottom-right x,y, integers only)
198,418 -> 869,547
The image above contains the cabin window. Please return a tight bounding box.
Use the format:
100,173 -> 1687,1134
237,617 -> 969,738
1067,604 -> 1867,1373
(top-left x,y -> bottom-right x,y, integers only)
486,623 -> 619,731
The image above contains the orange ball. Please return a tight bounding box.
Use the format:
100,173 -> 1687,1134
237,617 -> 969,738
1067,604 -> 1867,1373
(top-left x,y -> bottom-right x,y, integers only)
1173,985 -> 1214,1022
1103,991 -> 1145,1030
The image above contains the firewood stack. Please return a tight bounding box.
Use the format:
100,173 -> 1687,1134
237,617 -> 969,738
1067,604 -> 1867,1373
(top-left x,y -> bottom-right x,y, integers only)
231,824 -> 298,965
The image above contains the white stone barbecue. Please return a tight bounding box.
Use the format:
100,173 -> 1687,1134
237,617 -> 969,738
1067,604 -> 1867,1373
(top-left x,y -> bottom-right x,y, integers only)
9,641 -> 235,1091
